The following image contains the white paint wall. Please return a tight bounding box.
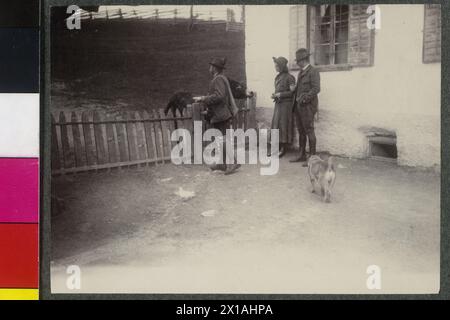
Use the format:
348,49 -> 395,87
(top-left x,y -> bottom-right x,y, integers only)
245,5 -> 291,107
245,5 -> 441,168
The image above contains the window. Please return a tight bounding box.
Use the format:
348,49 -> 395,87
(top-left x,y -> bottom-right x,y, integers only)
423,4 -> 441,63
289,5 -> 374,71
311,5 -> 350,66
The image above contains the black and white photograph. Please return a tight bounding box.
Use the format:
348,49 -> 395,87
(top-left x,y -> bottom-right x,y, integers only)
50,3 -> 441,294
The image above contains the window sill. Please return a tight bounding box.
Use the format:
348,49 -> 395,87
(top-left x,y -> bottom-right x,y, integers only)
290,64 -> 353,72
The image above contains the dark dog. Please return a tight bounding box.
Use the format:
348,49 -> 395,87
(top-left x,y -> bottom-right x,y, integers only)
164,91 -> 195,117
166,80 -> 253,123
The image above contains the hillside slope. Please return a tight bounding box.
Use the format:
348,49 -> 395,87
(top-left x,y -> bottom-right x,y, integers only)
51,18 -> 246,111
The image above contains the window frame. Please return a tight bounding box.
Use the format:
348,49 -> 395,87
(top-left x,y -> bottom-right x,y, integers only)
307,4 -> 353,72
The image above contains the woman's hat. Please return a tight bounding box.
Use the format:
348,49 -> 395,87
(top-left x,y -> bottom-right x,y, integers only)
272,56 -> 288,66
209,57 -> 227,70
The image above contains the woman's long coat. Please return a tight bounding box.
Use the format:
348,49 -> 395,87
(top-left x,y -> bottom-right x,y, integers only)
271,71 -> 296,144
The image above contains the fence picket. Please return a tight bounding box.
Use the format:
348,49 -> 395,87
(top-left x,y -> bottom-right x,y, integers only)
51,114 -> 61,171
141,111 -> 156,162
93,111 -> 108,165
59,112 -> 75,168
125,112 -> 138,162
115,113 -> 129,162
82,111 -> 97,166
132,112 -> 148,161
167,110 -> 178,149
71,112 -> 85,167
152,109 -> 164,163
248,93 -> 257,130
159,109 -> 171,159
105,113 -> 119,164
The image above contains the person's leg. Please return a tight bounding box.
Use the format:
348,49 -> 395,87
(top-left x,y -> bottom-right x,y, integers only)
210,121 -> 227,171
303,106 -> 316,156
290,105 -> 307,162
224,120 -> 241,175
301,106 -> 316,167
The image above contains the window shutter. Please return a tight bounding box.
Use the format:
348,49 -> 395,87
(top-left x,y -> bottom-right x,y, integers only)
423,4 -> 441,63
348,4 -> 374,67
289,5 -> 307,69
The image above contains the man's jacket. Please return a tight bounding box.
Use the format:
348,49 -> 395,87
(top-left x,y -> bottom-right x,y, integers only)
292,65 -> 320,113
203,73 -> 236,124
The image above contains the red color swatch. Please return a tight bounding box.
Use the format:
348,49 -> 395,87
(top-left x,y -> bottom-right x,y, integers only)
0,158 -> 39,223
0,224 -> 38,288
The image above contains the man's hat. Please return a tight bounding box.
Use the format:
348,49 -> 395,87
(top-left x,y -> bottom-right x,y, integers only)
295,48 -> 312,61
272,56 -> 288,66
209,57 -> 227,70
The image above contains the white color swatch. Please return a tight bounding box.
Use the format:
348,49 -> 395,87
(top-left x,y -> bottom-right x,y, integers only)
0,94 -> 39,157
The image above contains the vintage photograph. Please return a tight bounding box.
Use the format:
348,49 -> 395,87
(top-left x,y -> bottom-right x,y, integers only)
50,4 -> 441,293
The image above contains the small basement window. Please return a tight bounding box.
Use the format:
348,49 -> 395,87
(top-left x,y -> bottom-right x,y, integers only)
368,136 -> 397,161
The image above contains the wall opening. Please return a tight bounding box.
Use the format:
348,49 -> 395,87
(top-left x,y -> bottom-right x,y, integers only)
368,136 -> 397,162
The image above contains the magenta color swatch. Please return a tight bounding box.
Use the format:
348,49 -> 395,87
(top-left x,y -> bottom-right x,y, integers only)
0,158 -> 39,223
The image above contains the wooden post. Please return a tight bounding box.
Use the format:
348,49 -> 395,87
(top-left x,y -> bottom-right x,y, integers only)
186,104 -> 194,134
155,9 -> 159,21
192,102 -> 202,122
188,4 -> 194,31
248,93 -> 257,130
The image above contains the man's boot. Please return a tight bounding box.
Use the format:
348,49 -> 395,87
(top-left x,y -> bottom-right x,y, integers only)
210,163 -> 227,171
302,137 -> 316,167
278,145 -> 286,158
223,139 -> 241,175
290,136 -> 307,163
224,163 -> 241,175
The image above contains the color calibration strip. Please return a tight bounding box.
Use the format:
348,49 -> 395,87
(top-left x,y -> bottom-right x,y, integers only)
0,1 -> 40,300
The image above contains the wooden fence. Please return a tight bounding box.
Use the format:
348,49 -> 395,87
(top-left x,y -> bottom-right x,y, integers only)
51,95 -> 256,175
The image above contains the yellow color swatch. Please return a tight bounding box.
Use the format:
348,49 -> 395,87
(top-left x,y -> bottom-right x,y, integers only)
0,289 -> 38,300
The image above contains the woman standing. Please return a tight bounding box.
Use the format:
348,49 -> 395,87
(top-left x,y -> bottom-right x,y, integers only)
270,57 -> 296,157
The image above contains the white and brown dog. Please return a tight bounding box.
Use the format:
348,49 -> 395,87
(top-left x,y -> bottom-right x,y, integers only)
307,155 -> 336,203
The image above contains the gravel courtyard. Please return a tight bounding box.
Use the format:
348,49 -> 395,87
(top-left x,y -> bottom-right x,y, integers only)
51,155 -> 440,294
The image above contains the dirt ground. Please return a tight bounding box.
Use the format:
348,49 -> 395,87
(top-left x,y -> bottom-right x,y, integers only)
51,154 -> 440,294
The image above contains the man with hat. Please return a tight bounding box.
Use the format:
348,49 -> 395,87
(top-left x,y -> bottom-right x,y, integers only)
290,48 -> 320,165
196,57 -> 240,175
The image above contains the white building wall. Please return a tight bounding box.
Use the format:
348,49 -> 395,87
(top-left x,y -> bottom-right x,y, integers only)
245,5 -> 440,169
245,5 -> 291,108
